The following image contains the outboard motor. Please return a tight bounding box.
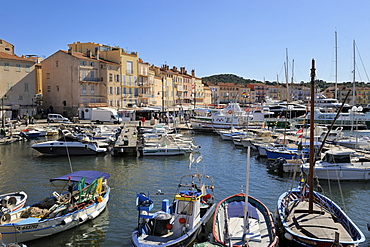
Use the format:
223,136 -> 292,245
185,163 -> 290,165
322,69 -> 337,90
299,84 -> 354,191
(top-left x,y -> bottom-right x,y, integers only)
268,157 -> 287,172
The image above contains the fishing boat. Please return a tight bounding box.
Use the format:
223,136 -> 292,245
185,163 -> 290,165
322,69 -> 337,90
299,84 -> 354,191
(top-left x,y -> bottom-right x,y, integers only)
275,59 -> 365,247
0,170 -> 110,244
132,173 -> 215,246
211,147 -> 278,247
0,192 -> 27,216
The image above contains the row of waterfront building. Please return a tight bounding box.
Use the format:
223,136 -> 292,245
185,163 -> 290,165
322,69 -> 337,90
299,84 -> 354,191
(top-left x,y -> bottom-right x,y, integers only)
1,38 -> 369,120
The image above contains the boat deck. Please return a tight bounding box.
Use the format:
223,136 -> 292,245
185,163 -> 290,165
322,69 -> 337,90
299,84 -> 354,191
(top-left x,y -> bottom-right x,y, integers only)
215,204 -> 273,247
287,201 -> 353,241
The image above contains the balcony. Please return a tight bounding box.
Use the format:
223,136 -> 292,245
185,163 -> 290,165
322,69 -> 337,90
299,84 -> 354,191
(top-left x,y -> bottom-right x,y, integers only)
80,77 -> 100,83
139,94 -> 152,98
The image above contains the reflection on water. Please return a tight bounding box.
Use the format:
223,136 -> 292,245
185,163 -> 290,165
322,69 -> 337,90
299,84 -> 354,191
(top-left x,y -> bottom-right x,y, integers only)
1,133 -> 370,246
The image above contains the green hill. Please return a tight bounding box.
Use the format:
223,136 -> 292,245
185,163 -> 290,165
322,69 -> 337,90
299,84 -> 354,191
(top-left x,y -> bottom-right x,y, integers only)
201,74 -> 261,84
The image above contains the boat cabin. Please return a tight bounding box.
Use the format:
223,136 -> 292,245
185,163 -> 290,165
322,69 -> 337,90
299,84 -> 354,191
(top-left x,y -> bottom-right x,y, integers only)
172,190 -> 202,238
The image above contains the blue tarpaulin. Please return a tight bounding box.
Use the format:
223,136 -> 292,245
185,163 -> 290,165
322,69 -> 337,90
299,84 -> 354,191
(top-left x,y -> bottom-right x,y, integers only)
50,170 -> 110,184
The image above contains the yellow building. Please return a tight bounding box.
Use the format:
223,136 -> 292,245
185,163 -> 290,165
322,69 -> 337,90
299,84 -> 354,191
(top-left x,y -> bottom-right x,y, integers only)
68,42 -> 139,107
0,39 -> 38,119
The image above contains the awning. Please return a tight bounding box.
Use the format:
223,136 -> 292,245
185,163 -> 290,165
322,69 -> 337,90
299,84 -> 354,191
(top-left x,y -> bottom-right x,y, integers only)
50,170 -> 110,184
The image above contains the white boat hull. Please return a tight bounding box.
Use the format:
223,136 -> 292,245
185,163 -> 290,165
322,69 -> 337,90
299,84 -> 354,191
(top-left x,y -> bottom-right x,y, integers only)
303,162 -> 370,180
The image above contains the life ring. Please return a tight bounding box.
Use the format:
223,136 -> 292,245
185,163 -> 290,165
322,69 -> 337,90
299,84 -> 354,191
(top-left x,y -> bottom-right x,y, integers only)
228,110 -> 233,114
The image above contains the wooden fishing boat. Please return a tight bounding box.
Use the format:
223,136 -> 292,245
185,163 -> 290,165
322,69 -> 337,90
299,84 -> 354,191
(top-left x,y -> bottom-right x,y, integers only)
212,193 -> 278,247
0,170 -> 110,244
212,147 -> 278,247
132,173 -> 215,246
275,59 -> 365,247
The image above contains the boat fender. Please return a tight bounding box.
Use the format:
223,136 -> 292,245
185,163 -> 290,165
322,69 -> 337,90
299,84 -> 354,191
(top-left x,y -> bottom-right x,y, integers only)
79,214 -> 88,222
1,213 -> 10,224
284,232 -> 293,240
228,110 -> 233,114
61,217 -> 73,225
1,196 -> 10,207
89,210 -> 100,220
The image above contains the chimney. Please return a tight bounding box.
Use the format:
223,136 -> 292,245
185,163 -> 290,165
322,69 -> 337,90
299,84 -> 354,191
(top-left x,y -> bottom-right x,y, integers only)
191,69 -> 195,77
180,67 -> 185,74
68,48 -> 73,55
95,47 -> 99,60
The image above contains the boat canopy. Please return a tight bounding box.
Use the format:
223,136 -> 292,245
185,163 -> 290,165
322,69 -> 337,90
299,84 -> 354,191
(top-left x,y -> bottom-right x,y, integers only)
50,170 -> 110,184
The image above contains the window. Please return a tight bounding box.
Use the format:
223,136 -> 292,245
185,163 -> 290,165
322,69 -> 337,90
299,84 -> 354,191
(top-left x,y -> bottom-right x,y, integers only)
18,95 -> 23,100
115,74 -> 120,82
127,61 -> 133,74
91,85 -> 95,94
177,201 -> 193,216
90,61 -> 94,66
25,65 -> 30,72
123,75 -> 126,86
56,86 -> 60,92
109,87 -> 113,95
82,85 -> 87,94
56,61 -> 59,67
116,87 -> 120,95
109,73 -> 113,82
46,73 -> 50,79
16,64 -> 20,72
4,63 -> 9,71
47,86 -> 51,92
80,61 -> 86,66
24,83 -> 29,92
7,83 -> 12,90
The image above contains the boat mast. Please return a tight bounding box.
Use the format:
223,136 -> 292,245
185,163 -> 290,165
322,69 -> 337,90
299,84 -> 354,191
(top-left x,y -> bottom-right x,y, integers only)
243,146 -> 251,239
309,59 -> 315,214
352,40 -> 356,106
285,48 -> 289,102
335,30 -> 338,99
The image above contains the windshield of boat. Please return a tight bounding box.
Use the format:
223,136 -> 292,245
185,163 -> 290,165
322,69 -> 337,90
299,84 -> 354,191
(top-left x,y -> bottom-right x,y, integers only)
323,153 -> 351,163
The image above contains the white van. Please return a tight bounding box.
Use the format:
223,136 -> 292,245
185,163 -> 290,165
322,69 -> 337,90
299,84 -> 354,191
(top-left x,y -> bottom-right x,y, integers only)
47,114 -> 69,123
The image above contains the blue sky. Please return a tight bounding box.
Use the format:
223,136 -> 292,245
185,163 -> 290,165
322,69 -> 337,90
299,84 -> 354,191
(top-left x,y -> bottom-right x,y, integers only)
3,0 -> 370,83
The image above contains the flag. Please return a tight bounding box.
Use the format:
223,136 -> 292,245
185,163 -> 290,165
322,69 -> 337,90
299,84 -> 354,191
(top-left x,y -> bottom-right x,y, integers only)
296,128 -> 303,134
298,134 -> 303,138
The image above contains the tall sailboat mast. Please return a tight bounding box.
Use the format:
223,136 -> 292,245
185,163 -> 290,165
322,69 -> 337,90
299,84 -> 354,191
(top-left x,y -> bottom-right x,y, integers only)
309,59 -> 315,213
352,40 -> 356,106
285,48 -> 289,101
335,30 -> 338,99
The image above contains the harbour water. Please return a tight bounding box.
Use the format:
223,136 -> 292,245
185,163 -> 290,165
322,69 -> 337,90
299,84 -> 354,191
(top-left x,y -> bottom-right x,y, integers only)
1,132 -> 370,246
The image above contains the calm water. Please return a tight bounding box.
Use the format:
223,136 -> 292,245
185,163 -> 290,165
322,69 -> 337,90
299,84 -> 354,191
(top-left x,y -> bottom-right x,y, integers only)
1,132 -> 370,246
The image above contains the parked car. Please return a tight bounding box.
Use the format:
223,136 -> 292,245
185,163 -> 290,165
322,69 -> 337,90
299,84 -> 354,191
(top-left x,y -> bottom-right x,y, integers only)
47,114 -> 69,123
